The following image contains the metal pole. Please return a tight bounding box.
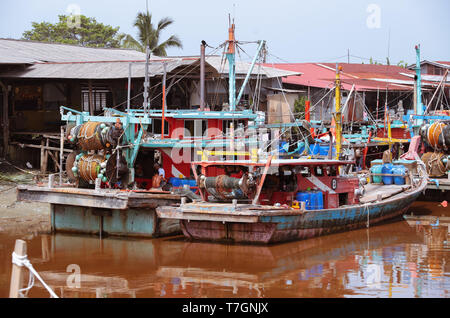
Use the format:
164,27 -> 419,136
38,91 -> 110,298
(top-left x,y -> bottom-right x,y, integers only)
127,63 -> 132,113
162,62 -> 167,139
59,125 -> 64,185
415,44 -> 423,125
200,41 -> 206,111
334,64 -> 342,160
235,40 -> 265,107
143,47 -> 150,114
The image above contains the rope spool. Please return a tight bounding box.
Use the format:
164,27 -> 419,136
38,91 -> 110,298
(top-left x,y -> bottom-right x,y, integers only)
426,122 -> 447,149
77,122 -> 104,150
68,121 -> 122,151
421,152 -> 447,177
73,154 -> 106,182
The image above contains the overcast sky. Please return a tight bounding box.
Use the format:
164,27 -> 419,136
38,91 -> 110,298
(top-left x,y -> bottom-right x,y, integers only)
0,0 -> 449,65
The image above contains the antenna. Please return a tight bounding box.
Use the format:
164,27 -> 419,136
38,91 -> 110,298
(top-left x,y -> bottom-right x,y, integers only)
233,3 -> 236,23
387,27 -> 391,65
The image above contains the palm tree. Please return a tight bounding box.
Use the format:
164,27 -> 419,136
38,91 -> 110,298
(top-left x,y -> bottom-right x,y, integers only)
121,11 -> 182,56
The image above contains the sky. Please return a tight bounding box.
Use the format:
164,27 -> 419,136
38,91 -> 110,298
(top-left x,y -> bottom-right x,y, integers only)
0,0 -> 449,65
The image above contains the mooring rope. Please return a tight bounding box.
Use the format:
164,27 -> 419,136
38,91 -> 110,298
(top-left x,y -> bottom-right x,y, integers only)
364,203 -> 371,228
12,252 -> 59,298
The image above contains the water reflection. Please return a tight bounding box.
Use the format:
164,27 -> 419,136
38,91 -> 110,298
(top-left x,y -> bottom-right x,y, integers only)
0,202 -> 448,298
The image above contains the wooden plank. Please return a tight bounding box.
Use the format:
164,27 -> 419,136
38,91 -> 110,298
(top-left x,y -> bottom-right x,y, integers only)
360,184 -> 409,203
11,142 -> 73,153
47,151 -> 61,171
17,187 -> 129,210
157,210 -> 259,223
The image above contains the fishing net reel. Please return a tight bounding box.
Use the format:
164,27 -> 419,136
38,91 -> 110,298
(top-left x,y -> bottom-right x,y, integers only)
66,120 -> 124,151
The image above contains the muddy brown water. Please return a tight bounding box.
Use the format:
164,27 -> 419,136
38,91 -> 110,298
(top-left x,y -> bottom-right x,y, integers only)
0,201 -> 448,298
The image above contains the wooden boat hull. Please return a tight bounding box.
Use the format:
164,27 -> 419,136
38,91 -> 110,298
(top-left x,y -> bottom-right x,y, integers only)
17,185 -> 182,238
158,180 -> 427,244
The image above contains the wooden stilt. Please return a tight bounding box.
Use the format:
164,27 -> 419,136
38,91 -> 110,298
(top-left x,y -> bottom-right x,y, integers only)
9,239 -> 27,298
40,139 -> 47,174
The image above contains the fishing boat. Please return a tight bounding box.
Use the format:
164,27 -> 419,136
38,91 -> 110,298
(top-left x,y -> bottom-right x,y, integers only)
156,63 -> 429,244
15,20 -> 299,238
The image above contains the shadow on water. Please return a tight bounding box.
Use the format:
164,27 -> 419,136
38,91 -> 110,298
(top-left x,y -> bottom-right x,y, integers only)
0,201 -> 448,298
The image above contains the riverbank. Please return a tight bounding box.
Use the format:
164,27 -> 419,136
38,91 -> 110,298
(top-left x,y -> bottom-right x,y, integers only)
0,160 -> 50,236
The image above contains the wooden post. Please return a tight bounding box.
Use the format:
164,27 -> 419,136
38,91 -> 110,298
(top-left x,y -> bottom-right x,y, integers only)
41,235 -> 50,261
40,139 -> 48,174
0,81 -> 9,159
252,155 -> 273,205
9,239 -> 27,298
88,80 -> 94,115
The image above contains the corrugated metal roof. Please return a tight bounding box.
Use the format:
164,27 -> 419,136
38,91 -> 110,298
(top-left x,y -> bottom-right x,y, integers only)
270,63 -> 422,91
0,38 -> 147,63
0,59 -> 204,79
0,39 -> 300,80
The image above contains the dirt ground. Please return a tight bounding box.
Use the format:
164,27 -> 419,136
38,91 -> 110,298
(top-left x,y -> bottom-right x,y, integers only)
0,160 -> 51,236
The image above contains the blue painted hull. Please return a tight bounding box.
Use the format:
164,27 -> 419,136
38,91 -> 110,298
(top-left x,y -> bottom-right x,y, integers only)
178,182 -> 426,244
51,204 -> 180,238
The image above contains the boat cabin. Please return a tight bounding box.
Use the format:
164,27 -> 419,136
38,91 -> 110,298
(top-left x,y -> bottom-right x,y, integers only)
194,158 -> 361,210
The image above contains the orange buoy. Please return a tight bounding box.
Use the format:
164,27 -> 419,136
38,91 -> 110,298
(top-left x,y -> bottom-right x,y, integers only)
427,122 -> 446,149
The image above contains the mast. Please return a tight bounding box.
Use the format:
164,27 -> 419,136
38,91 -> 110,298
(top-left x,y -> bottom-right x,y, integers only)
415,44 -> 423,125
226,18 -> 236,111
200,40 -> 206,111
334,64 -> 342,160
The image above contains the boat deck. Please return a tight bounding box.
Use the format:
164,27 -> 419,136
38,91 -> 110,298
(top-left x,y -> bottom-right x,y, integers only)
426,178 -> 450,191
17,185 -> 182,210
359,184 -> 412,204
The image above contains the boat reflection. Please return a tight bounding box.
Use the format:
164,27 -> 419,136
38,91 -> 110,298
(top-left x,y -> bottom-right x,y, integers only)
15,215 -> 447,298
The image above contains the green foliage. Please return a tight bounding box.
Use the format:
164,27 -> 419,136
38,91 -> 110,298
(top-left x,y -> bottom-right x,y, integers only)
397,60 -> 408,68
294,95 -> 307,119
121,11 -> 182,56
22,15 -> 123,48
370,57 -> 380,65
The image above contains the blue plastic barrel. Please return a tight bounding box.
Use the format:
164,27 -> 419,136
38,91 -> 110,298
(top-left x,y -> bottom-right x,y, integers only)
314,191 -> 324,210
309,144 -> 320,155
169,177 -> 181,187
392,165 -> 406,185
319,145 -> 336,157
370,165 -> 383,184
381,163 -> 394,185
296,192 -> 311,210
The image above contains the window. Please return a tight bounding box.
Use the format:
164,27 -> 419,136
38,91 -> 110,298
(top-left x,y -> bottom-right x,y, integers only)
151,118 -> 169,135
14,85 -> 42,111
184,120 -> 194,137
43,83 -> 67,110
81,87 -> 112,113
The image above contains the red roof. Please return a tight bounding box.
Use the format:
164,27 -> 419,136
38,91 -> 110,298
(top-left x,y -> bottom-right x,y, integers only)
268,63 -> 419,91
436,61 -> 450,66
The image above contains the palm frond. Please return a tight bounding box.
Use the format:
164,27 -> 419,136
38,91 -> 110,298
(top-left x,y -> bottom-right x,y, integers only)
121,34 -> 144,52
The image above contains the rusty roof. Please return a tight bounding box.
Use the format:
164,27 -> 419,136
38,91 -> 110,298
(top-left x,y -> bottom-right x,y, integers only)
269,62 -> 441,91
